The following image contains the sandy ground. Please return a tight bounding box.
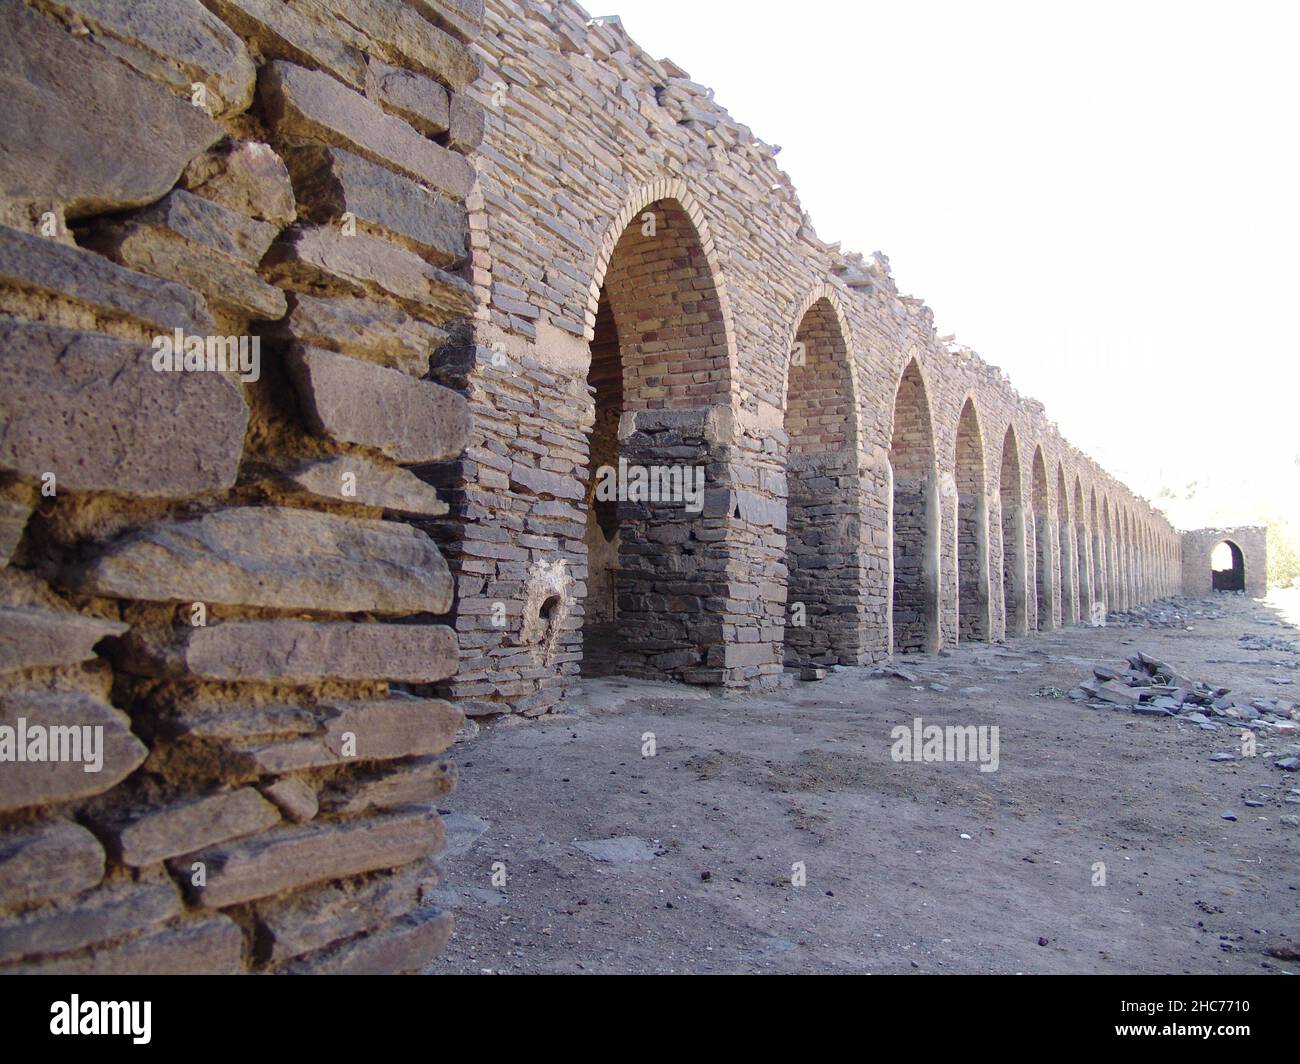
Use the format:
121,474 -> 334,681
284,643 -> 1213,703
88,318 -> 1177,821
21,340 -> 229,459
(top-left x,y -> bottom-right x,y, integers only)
429,591 -> 1300,974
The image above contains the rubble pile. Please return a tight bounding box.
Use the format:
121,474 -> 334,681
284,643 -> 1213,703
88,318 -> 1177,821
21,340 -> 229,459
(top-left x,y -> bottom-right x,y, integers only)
1068,651 -> 1300,770
1106,597 -> 1227,629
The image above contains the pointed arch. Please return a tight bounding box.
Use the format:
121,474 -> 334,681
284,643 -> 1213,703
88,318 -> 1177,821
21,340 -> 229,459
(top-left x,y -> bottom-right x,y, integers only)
889,359 -> 940,654
587,180 -> 737,408
998,425 -> 1028,639
1030,447 -> 1055,630
783,293 -> 865,665
954,397 -> 990,642
1074,476 -> 1091,621
1056,464 -> 1076,625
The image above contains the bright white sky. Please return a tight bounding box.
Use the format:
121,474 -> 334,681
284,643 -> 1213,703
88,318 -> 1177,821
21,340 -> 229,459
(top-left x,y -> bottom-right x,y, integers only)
601,0 -> 1300,529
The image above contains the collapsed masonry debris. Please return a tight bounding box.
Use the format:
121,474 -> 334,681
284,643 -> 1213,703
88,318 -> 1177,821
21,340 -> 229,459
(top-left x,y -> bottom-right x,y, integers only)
1105,597 -> 1228,629
1068,651 -> 1300,768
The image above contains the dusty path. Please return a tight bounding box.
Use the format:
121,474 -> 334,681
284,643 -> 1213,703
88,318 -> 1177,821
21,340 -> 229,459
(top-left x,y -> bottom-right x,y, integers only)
430,592 -> 1300,974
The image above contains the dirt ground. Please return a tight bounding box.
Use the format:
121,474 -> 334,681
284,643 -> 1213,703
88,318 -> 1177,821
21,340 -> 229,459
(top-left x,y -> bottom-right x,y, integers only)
429,591 -> 1300,974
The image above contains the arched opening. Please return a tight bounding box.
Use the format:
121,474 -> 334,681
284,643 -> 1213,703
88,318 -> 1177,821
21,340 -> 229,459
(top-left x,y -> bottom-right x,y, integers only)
998,426 -> 1027,638
1091,489 -> 1106,619
1031,447 -> 1055,630
1057,465 -> 1075,625
782,297 -> 859,666
889,360 -> 940,654
954,398 -> 989,642
1211,540 -> 1246,592
1074,478 -> 1091,621
580,197 -> 731,679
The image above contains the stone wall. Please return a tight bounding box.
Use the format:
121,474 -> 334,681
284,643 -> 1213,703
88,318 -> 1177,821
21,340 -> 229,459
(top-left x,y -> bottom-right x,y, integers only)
440,0 -> 1184,717
1182,526 -> 1268,597
0,0 -> 484,974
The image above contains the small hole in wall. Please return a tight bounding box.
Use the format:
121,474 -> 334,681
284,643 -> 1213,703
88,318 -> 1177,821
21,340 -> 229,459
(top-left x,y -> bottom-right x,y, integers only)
539,595 -> 560,623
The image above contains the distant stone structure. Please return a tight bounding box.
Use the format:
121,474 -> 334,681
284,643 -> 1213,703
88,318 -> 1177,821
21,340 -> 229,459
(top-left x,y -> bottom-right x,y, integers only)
1181,526 -> 1268,596
0,0 -> 1185,975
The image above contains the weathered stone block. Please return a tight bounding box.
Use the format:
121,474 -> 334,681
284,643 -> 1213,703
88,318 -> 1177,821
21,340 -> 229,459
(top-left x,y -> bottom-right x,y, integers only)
277,292 -> 448,376
1,914 -> 243,974
0,881 -> 178,964
285,455 -> 449,516
121,621 -> 459,683
41,0 -> 256,117
0,607 -> 126,674
257,61 -> 474,198
0,691 -> 147,814
448,91 -> 485,153
109,788 -> 282,867
281,905 -> 451,974
68,506 -> 452,614
88,222 -> 287,321
179,807 -> 444,908
229,698 -> 461,773
369,60 -> 450,135
0,499 -> 30,567
409,0 -> 484,44
319,756 -> 456,815
263,226 -> 474,316
200,0 -> 367,89
254,863 -> 421,961
284,145 -> 467,265
296,0 -> 480,88
261,777 -> 318,822
129,189 -> 281,265
0,224 -> 213,334
286,346 -> 469,462
0,821 -> 105,909
0,321 -> 247,498
0,1 -> 222,218
181,139 -> 297,226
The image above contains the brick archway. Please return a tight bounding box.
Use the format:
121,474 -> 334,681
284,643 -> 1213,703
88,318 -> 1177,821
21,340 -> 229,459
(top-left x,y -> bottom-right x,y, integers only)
999,425 -> 1028,638
954,397 -> 991,642
889,359 -> 940,655
783,293 -> 867,666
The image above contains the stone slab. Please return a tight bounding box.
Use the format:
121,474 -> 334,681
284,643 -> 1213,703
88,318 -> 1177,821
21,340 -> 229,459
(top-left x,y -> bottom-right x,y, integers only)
68,506 -> 452,614
180,807 -> 444,908
121,621 -> 459,683
0,321 -> 247,498
0,820 -> 105,909
0,607 -> 127,674
109,788 -> 282,867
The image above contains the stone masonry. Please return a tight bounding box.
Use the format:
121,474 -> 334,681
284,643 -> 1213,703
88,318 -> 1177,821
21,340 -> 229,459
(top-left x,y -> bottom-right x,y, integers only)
1181,526 -> 1268,597
0,0 -> 484,974
0,0 -> 1195,974
434,0 -> 1185,718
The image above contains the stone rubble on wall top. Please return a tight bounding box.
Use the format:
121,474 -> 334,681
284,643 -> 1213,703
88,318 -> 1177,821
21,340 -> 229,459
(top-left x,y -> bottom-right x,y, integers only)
67,506 -> 454,615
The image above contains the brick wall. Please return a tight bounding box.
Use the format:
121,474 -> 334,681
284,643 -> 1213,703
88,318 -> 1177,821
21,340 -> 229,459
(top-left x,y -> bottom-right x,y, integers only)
0,0 -> 484,974
442,0 -> 1184,716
